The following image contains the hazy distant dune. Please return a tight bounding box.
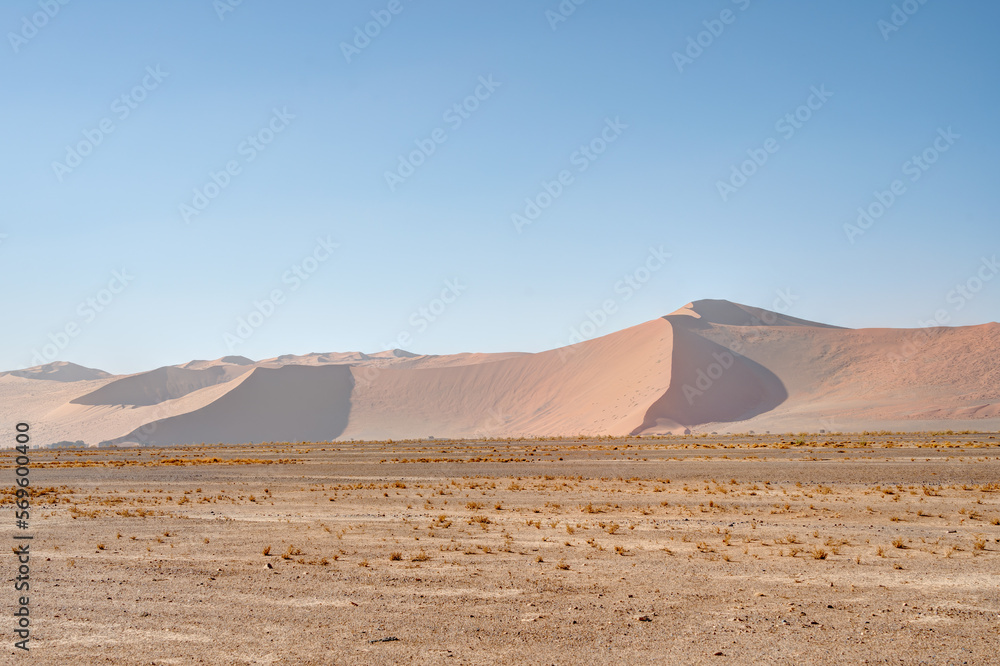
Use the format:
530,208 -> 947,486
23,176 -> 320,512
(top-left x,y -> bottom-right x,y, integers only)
2,361 -> 110,383
71,365 -> 252,407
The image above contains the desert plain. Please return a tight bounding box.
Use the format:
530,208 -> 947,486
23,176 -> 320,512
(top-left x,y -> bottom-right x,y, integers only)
4,432 -> 1000,664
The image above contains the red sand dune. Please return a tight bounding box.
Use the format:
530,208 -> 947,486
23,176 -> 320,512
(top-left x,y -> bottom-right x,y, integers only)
2,300 -> 997,446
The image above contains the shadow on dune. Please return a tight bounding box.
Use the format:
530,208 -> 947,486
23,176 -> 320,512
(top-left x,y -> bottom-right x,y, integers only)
120,365 -> 354,446
71,366 -> 251,406
631,317 -> 787,433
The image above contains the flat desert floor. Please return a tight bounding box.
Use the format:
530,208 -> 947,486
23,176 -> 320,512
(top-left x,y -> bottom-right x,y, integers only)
4,433 -> 1000,664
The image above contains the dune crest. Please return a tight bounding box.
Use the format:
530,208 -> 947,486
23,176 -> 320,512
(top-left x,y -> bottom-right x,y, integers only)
668,299 -> 845,329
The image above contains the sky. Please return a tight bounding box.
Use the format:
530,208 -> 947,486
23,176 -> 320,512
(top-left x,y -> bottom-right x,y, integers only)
1,0 -> 998,374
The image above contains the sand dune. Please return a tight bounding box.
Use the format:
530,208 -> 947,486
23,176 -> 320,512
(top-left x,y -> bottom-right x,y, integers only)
691,319 -> 1000,432
258,349 -> 419,367
630,315 -> 788,434
70,365 -> 253,407
182,355 -> 255,370
116,365 -> 354,446
342,318 -> 675,440
2,299 -> 998,446
667,299 -> 845,329
1,361 -> 110,382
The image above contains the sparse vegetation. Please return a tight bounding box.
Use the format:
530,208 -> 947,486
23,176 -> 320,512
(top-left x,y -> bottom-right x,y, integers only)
15,433 -> 999,661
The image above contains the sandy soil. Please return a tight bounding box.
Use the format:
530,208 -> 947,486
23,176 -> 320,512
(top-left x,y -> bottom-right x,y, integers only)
3,433 -> 999,664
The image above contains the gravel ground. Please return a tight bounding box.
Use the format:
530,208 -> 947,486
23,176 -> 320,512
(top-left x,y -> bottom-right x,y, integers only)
3,434 -> 999,664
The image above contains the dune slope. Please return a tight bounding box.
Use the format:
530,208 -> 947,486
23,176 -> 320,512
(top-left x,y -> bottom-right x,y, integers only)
118,365 -> 354,446
71,365 -> 252,407
343,318 -> 675,440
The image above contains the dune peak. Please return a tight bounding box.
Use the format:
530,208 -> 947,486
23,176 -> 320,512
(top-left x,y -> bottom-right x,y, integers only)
667,299 -> 845,329
218,355 -> 255,365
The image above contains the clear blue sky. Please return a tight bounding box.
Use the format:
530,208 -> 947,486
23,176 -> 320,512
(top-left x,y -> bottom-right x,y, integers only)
2,0 -> 998,374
